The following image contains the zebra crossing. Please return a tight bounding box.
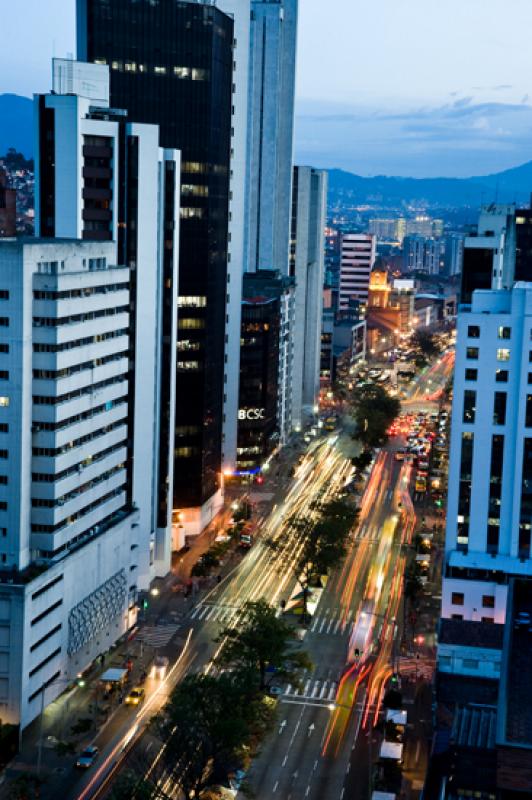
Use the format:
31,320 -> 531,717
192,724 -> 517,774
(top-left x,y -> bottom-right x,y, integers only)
189,604 -> 241,624
136,623 -> 181,647
308,608 -> 353,636
280,677 -> 339,705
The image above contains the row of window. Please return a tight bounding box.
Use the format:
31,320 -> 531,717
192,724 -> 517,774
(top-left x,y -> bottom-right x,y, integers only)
33,397 -> 127,435
466,347 -> 510,361
32,441 -> 126,484
33,328 -> 128,354
31,463 -> 125,509
31,485 -> 126,534
33,305 -> 129,328
33,375 -> 127,407
32,420 -> 125,459
34,282 -> 128,301
467,324 -> 512,340
463,388 -> 532,427
102,59 -> 210,81
451,592 -> 495,608
33,350 -> 128,381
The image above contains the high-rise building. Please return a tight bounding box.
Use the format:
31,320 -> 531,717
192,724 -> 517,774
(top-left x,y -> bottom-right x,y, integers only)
444,233 -> 465,277
403,235 -> 445,275
368,217 -> 405,244
78,0 -> 236,536
290,166 -> 327,429
339,233 -> 376,308
0,167 -> 16,237
405,215 -> 443,238
246,0 -> 298,276
443,283 -> 532,631
35,59 -> 180,564
0,239 -> 142,728
460,205 -> 516,305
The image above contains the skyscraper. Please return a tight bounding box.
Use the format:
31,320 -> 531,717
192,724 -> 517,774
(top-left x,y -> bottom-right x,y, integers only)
443,283 -> 532,629
460,204 -> 516,305
246,0 -> 298,276
339,233 -> 376,308
35,58 -> 180,566
78,0 -> 235,535
290,166 -> 327,429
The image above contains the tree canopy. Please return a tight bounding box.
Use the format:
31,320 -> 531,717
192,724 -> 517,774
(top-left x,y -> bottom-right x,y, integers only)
350,382 -> 400,448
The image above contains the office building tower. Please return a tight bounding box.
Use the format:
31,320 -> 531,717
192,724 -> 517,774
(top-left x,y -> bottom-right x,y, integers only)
290,166 -> 327,429
236,274 -> 282,474
78,0 -> 236,536
246,0 -> 298,276
445,233 -> 465,277
0,167 -> 16,237
460,204 -> 516,305
339,233 -> 376,308
0,239 -> 142,729
405,214 -> 443,238
368,217 -> 406,244
443,283 -> 532,632
35,59 -> 180,566
403,235 -> 445,275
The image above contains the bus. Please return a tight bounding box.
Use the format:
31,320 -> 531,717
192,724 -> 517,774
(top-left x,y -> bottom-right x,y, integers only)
347,599 -> 375,663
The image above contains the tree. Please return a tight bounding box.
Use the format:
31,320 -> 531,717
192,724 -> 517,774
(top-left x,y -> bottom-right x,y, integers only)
412,330 -> 438,359
350,382 -> 400,448
216,599 -> 311,691
154,672 -> 255,797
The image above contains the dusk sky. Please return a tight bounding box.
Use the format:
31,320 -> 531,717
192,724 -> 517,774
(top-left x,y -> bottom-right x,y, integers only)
2,0 -> 532,176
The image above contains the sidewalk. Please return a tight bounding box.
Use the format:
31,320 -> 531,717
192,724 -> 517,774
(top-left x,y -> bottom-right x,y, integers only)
1,434 -> 311,798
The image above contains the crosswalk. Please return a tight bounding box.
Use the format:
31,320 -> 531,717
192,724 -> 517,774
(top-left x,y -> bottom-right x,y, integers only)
308,609 -> 353,636
189,604 -> 241,624
136,623 -> 181,647
280,678 -> 339,704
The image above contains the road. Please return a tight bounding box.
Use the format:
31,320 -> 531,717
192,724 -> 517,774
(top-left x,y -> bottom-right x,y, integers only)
63,433 -> 356,799
243,351 -> 453,800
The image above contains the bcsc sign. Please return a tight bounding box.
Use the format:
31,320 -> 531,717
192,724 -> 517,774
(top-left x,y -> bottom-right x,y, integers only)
238,407 -> 265,421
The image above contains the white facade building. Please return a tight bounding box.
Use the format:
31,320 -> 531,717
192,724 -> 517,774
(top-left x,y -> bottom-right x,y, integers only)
443,284 -> 532,628
290,166 -> 327,429
34,59 -> 180,566
339,233 -> 376,308
0,239 -> 141,729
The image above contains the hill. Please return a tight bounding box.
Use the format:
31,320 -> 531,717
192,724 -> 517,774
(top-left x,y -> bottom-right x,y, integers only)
328,162 -> 532,208
0,94 -> 33,159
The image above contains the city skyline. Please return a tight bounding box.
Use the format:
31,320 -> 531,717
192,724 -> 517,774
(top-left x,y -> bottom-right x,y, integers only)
3,0 -> 532,176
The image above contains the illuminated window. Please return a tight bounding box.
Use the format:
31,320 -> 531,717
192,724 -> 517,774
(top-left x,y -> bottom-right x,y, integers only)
180,207 -> 204,219
498,326 -> 511,339
0,397 -> 9,407
154,66 -> 167,75
178,296 -> 207,308
496,348 -> 510,361
174,66 -> 191,78
124,62 -> 137,72
178,319 -> 205,330
191,68 -> 209,81
466,347 -> 479,360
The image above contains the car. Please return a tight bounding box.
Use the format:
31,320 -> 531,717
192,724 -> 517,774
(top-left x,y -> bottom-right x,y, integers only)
125,687 -> 145,705
76,746 -> 99,769
268,685 -> 283,696
418,460 -> 429,470
151,655 -> 170,680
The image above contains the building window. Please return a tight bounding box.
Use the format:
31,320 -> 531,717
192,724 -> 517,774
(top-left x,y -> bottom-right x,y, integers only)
463,658 -> 479,669
463,390 -> 476,423
467,325 -> 480,338
481,617 -> 495,624
466,347 -> 479,360
0,397 -> 9,408
465,368 -> 477,381
0,527 -> 6,536
451,592 -> 464,605
0,344 -> 8,353
493,392 -> 507,426
498,326 -> 511,339
451,613 -> 463,620
0,476 -> 7,485
495,369 -> 508,383
496,348 -> 510,361
0,318 -> 8,327
526,396 -> 532,428
0,371 -> 8,381
0,291 -> 9,300
482,595 -> 495,608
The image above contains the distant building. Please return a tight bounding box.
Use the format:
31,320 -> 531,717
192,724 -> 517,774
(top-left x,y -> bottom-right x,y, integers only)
320,306 -> 334,387
339,233 -> 376,308
445,233 -> 465,277
290,166 -> 327,428
403,235 -> 445,275
0,166 -> 16,237
405,214 -> 443,238
368,217 -> 405,244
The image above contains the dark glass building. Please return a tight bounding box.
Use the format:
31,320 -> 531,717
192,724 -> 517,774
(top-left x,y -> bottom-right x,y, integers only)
236,273 -> 285,474
78,0 -> 233,509
515,208 -> 532,282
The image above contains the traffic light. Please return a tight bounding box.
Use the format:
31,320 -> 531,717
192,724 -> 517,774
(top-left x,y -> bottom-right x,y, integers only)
142,598 -> 149,610
435,499 -> 443,507
391,673 -> 398,685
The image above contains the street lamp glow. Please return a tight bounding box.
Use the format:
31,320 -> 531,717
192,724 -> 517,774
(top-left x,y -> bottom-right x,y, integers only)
328,703 -> 335,711
150,587 -> 160,597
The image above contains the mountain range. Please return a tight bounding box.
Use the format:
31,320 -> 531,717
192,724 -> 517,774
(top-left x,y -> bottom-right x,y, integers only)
1,92 -> 532,208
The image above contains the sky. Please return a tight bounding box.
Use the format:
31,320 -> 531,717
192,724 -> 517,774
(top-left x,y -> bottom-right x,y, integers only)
2,0 -> 532,177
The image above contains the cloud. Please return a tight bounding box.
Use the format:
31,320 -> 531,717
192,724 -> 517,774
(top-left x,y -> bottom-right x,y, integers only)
294,97 -> 532,177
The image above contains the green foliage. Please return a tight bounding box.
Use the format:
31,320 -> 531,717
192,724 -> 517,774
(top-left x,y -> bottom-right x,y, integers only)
351,450 -> 373,471
7,776 -> 42,800
108,771 -> 159,800
412,330 -> 438,359
2,148 -> 34,172
350,382 -> 400,448
216,599 -> 312,690
54,740 -> 76,757
70,717 -> 92,736
0,720 -> 18,768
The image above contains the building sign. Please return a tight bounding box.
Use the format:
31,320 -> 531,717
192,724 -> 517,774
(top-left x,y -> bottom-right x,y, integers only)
238,408 -> 265,420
